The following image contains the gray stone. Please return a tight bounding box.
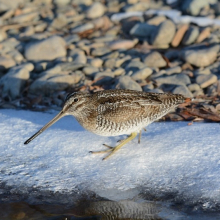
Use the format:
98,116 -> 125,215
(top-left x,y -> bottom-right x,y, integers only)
104,58 -> 116,69
181,44 -> 219,67
11,12 -> 39,23
0,56 -> 16,70
166,66 -> 182,75
155,73 -> 191,86
7,50 -> 24,63
69,49 -> 87,64
29,69 -> 83,96
123,2 -> 149,12
65,34 -> 80,45
94,71 -> 114,80
181,0 -> 209,16
188,83 -> 201,92
50,14 -> 68,30
130,23 -> 156,39
71,23 -> 94,34
91,47 -> 111,57
142,83 -> 154,91
151,20 -> 176,46
196,74 -> 218,88
194,68 -> 211,75
173,85 -> 193,97
0,64 -> 33,99
83,66 -> 99,76
113,68 -> 125,76
125,60 -> 146,73
143,52 -> 166,68
114,75 -> 142,91
0,0 -> 24,12
182,26 -> 199,45
88,58 -> 103,67
86,2 -> 106,19
25,36 -> 66,61
131,67 -> 153,81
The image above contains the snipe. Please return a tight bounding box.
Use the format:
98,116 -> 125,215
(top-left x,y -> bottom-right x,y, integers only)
24,89 -> 191,160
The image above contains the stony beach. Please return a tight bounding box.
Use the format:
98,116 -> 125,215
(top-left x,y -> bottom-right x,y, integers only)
0,0 -> 220,122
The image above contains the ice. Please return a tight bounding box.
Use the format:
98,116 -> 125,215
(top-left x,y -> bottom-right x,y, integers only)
0,109 -> 220,210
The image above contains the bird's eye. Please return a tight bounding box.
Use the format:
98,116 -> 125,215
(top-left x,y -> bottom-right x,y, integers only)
74,98 -> 78,102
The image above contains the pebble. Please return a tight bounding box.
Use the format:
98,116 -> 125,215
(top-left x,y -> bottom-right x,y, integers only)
83,66 -> 99,77
147,16 -> 167,25
0,64 -> 33,99
0,30 -> 7,42
151,20 -> 176,47
196,27 -> 211,43
123,2 -> 150,12
181,44 -> 219,67
91,47 -> 111,57
71,23 -> 94,34
108,39 -> 138,50
0,56 -> 16,70
69,49 -> 87,64
155,73 -> 191,86
171,24 -> 189,47
130,23 -> 156,40
24,36 -> 66,61
29,71 -> 83,95
131,67 -> 153,81
87,58 -> 103,68
143,51 -> 167,68
113,68 -> 125,76
86,2 -> 106,19
181,0 -> 209,16
182,26 -> 199,45
172,85 -> 193,98
114,75 -> 142,91
188,83 -> 201,92
11,12 -> 39,23
196,74 -> 218,88
125,60 -> 146,73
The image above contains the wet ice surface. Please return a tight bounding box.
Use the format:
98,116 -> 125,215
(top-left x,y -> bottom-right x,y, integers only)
0,109 -> 220,218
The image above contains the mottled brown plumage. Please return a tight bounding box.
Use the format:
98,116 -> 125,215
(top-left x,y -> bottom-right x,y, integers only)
24,89 -> 191,160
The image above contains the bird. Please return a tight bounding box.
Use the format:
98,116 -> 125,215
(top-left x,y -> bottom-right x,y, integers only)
24,89 -> 191,160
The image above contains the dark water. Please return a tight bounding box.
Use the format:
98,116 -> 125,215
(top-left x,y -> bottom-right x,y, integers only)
1,198 -> 220,220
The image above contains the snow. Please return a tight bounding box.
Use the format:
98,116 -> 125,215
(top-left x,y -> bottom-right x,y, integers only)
0,109 -> 220,211
111,9 -> 220,27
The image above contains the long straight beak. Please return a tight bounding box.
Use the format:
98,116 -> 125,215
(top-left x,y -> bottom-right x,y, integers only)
24,110 -> 66,145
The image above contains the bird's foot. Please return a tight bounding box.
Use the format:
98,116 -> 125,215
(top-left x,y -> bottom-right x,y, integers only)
89,132 -> 137,160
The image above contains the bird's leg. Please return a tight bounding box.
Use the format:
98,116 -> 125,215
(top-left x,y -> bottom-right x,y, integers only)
138,130 -> 141,144
90,132 -> 137,160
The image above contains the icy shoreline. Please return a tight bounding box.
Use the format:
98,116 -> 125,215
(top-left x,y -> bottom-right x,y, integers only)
0,109 -> 220,211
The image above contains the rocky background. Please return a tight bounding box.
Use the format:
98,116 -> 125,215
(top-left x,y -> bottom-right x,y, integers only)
0,0 -> 220,122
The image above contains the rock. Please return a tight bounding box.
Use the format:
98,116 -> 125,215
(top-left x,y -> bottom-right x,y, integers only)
125,60 -> 146,73
123,2 -> 149,12
130,23 -> 156,40
86,2 -> 105,19
194,68 -> 211,75
181,44 -> 219,67
108,39 -> 138,50
0,56 -> 16,70
83,66 -> 99,77
151,20 -> 176,47
0,64 -> 33,99
29,69 -> 83,96
11,12 -> 39,23
88,58 -> 103,68
171,24 -> 189,47
50,14 -> 68,30
104,58 -> 116,69
144,88 -> 163,93
143,52 -> 166,68
182,26 -> 199,45
155,73 -> 191,86
0,30 -> 7,42
7,50 -> 24,63
181,0 -> 209,16
196,27 -> 211,43
172,85 -> 193,98
91,47 -> 111,56
0,0 -> 24,12
24,36 -> 66,61
196,74 -> 218,88
147,16 -> 167,25
71,23 -> 94,34
53,0 -> 70,6
131,67 -> 153,81
114,75 -> 142,91
142,83 -> 154,91
113,68 -> 125,76
69,49 -> 87,64
166,66 -> 182,75
94,71 -> 114,80
65,34 -> 80,45
188,83 -> 201,92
